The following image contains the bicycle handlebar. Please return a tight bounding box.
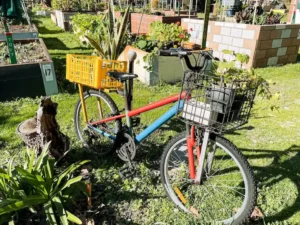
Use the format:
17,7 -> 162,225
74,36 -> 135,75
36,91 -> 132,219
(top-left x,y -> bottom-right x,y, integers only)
158,48 -> 217,72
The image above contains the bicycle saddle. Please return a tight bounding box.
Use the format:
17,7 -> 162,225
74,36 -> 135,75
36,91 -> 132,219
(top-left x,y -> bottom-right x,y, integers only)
108,71 -> 138,82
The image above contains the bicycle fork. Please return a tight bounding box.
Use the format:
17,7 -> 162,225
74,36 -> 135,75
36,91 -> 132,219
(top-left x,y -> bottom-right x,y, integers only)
186,126 -> 211,184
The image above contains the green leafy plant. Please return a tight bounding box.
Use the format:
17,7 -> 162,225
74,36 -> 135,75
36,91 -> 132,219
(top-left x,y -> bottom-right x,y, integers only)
71,14 -> 104,42
0,143 -> 90,224
213,50 -> 280,109
85,0 -> 130,60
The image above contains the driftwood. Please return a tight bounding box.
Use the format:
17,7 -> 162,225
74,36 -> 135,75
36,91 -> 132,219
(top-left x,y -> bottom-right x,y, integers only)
17,97 -> 69,158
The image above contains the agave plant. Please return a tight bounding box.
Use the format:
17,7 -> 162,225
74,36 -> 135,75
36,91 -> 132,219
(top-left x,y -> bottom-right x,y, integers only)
0,143 -> 90,225
85,0 -> 130,60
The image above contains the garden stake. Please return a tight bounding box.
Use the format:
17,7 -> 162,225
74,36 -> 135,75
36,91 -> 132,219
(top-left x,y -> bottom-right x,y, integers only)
201,0 -> 211,49
1,17 -> 17,64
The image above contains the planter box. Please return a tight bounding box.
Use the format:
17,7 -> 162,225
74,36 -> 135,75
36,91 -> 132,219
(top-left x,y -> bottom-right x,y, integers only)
55,10 -> 96,31
36,10 -> 51,16
118,45 -> 212,85
131,13 -> 197,34
182,18 -> 300,68
0,25 -> 38,41
51,12 -> 57,24
0,39 -> 58,101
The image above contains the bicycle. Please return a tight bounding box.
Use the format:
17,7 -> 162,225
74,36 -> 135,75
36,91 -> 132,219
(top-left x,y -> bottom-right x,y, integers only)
71,49 -> 257,224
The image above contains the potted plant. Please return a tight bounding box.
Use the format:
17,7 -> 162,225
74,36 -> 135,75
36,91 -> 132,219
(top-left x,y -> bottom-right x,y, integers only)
52,0 -> 100,31
208,50 -> 278,123
0,39 -> 58,101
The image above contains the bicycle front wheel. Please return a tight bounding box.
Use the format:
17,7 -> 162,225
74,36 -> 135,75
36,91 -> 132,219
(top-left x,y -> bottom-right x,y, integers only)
74,90 -> 121,155
160,132 -> 257,224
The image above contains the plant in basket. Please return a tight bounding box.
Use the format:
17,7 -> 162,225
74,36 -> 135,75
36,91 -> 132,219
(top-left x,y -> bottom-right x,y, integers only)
206,50 -> 280,126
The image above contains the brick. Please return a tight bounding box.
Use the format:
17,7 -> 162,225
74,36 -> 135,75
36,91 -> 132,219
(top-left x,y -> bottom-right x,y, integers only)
287,46 -> 299,55
242,30 -> 255,39
218,44 -> 229,52
278,55 -> 288,64
244,39 -> 257,49
268,57 -> 278,66
246,25 -> 261,31
277,47 -> 287,56
213,34 -> 222,43
211,25 -> 221,34
222,36 -> 232,45
276,25 -> 286,30
281,29 -> 292,38
266,49 -> 277,57
282,38 -> 294,47
215,22 -> 224,26
292,39 -> 300,45
208,42 -> 219,50
232,37 -> 244,47
255,58 -> 268,67
228,46 -> 240,53
261,25 -> 275,30
235,23 -> 247,29
270,30 -> 281,39
231,28 -> 242,37
259,40 -> 272,49
239,48 -> 251,56
221,27 -> 231,36
291,29 -> 300,38
224,22 -> 235,27
272,39 -> 283,48
287,54 -> 297,63
259,30 -> 271,40
254,50 -> 267,59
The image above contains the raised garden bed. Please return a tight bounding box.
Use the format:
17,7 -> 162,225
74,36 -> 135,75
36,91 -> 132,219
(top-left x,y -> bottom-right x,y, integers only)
55,10 -> 97,31
36,10 -> 51,16
119,45 -> 211,85
0,25 -> 38,41
0,39 -> 58,101
182,18 -> 300,68
131,13 -> 197,34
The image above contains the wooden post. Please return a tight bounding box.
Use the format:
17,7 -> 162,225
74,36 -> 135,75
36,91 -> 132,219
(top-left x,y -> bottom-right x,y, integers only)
202,0 -> 211,49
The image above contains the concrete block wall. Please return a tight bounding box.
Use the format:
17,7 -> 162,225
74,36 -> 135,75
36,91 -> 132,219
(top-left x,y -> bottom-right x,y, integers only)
182,18 -> 300,68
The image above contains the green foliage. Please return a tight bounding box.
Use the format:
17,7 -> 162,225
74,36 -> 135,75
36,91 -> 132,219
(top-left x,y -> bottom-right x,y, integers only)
133,35 -> 156,52
32,4 -> 52,12
71,14 -> 104,41
215,50 -> 280,108
52,0 -> 94,11
148,21 -> 190,47
0,143 -> 90,224
85,0 -> 130,60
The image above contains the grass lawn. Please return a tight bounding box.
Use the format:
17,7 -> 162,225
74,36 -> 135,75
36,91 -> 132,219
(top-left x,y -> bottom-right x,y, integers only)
1,16 -> 300,224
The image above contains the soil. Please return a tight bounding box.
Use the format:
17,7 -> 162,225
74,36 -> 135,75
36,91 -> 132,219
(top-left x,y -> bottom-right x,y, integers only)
0,25 -> 37,33
0,41 -> 48,65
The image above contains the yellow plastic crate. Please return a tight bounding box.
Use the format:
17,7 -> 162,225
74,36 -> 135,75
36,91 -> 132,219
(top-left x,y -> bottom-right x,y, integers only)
66,54 -> 127,89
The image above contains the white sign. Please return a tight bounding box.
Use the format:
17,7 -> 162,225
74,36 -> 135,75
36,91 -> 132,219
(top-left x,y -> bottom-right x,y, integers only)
43,64 -> 54,81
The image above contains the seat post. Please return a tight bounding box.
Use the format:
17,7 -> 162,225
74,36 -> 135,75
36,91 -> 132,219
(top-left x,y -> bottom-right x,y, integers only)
127,50 -> 137,111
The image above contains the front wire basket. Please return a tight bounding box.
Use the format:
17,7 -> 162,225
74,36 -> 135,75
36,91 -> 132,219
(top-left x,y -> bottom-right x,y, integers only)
178,71 -> 257,134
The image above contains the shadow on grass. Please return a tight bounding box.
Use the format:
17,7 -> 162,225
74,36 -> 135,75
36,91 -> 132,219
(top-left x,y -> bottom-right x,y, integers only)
37,26 -> 63,35
42,37 -> 85,50
241,145 -> 300,224
297,53 -> 300,62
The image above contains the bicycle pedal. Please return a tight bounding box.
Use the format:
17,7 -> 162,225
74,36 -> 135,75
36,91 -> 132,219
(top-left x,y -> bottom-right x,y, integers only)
119,165 -> 135,179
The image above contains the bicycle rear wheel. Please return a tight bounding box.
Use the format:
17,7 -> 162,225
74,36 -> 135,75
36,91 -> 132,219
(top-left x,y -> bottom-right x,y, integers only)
74,90 -> 121,155
160,132 -> 256,224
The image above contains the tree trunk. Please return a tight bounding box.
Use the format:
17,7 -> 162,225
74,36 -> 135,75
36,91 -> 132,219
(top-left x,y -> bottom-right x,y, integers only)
17,97 -> 69,159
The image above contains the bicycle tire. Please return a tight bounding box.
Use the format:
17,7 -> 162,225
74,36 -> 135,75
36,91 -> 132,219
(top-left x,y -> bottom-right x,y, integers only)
74,90 -> 121,155
160,132 -> 257,224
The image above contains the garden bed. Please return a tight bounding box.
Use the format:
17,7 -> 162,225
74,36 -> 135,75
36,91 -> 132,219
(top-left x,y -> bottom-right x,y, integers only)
0,25 -> 38,41
55,10 -> 97,31
131,13 -> 197,34
119,45 -> 211,85
0,39 -> 58,101
182,18 -> 300,68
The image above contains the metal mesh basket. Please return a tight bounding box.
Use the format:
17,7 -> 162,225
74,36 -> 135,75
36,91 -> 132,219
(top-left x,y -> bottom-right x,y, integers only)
179,71 -> 257,134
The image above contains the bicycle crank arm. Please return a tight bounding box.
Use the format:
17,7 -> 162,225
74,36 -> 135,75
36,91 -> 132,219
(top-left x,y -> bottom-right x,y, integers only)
195,130 -> 210,184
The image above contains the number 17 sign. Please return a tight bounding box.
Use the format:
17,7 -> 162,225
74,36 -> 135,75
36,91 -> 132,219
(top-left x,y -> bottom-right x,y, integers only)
43,64 -> 54,81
